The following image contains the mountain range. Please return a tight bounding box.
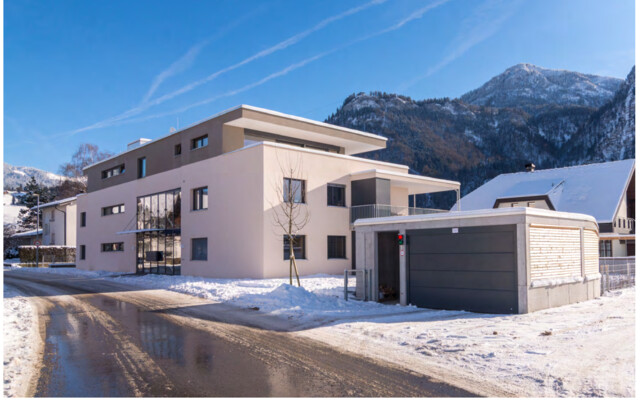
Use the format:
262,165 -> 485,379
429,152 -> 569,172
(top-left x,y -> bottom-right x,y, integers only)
3,162 -> 68,190
326,63 -> 635,208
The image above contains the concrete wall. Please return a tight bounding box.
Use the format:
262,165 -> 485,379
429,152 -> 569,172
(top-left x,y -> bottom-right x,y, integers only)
261,143 -> 409,278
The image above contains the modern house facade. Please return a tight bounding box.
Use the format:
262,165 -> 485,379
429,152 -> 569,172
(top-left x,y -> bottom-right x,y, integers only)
76,105 -> 460,278
454,159 -> 635,257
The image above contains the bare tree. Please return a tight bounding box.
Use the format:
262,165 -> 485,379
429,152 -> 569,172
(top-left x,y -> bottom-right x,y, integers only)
270,154 -> 310,286
59,143 -> 113,184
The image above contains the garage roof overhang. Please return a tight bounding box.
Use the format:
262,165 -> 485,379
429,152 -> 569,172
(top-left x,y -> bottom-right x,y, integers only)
224,105 -> 387,155
349,169 -> 460,195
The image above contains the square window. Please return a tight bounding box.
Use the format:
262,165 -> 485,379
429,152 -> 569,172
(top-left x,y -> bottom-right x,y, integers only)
327,184 -> 346,207
283,235 -> 306,260
328,236 -> 346,259
192,187 -> 208,210
174,144 -> 182,155
283,178 -> 305,203
192,238 -> 207,260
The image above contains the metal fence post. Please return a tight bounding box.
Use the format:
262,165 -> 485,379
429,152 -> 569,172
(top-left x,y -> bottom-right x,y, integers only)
344,270 -> 348,301
627,262 -> 630,288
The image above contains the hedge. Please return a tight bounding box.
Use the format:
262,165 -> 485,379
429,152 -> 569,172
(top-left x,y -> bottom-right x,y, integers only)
18,246 -> 76,263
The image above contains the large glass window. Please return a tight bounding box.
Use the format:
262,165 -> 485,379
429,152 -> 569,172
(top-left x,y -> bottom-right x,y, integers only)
192,238 -> 208,260
135,189 -> 182,275
283,235 -> 306,260
191,135 -> 208,150
328,236 -> 346,259
327,184 -> 346,207
283,178 -> 305,203
192,187 -> 208,210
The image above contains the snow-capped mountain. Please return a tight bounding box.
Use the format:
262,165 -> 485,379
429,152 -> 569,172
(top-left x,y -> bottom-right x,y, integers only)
460,63 -> 623,111
326,65 -> 634,208
563,66 -> 635,163
3,163 -> 68,190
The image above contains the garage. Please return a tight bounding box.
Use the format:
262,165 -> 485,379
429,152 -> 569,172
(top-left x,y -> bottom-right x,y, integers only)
354,208 -> 601,314
407,225 -> 518,314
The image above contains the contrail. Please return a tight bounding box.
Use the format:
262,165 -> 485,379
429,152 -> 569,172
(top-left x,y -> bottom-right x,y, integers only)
104,0 -> 452,128
397,0 -> 521,92
70,0 -> 388,135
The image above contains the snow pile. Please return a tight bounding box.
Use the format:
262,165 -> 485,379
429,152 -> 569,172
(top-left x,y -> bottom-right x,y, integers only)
298,288 -> 636,397
3,285 -> 41,398
6,265 -> 417,322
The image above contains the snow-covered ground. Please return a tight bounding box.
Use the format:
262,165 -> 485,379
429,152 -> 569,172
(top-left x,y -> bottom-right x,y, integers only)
3,284 -> 42,397
4,264 -> 635,397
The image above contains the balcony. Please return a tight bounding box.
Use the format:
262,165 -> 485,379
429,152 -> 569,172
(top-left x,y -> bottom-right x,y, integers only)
614,217 -> 635,234
350,204 -> 446,223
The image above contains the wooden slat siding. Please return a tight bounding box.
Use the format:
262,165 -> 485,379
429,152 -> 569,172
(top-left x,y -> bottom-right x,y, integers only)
529,226 -> 582,280
583,230 -> 599,276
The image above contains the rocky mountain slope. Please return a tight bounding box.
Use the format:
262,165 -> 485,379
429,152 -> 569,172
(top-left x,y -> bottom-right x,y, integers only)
460,63 -> 622,111
3,163 -> 67,190
326,64 -> 634,208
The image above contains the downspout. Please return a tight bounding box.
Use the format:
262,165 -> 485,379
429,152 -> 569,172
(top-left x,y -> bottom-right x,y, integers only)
54,205 -> 67,245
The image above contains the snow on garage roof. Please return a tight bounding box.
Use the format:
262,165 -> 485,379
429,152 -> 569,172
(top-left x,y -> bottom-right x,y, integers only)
453,159 -> 635,223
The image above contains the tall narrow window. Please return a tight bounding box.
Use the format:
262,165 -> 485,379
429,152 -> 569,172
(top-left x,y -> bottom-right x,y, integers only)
328,236 -> 346,259
191,135 -> 208,150
283,235 -> 306,260
192,187 -> 208,210
327,184 -> 346,207
80,245 -> 86,260
80,212 -> 86,227
192,238 -> 208,260
283,178 -> 305,203
138,157 -> 147,178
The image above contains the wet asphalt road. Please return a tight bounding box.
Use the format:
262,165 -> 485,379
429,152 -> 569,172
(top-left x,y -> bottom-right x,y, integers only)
4,270 -> 477,397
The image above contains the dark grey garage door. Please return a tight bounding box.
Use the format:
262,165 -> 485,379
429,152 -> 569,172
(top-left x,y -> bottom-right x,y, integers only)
407,225 -> 518,314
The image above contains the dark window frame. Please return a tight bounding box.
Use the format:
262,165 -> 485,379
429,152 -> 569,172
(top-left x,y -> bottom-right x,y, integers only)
174,144 -> 182,156
80,212 -> 86,227
101,164 -> 125,179
101,242 -> 124,252
102,204 -> 125,216
191,238 -> 208,261
191,135 -> 208,150
327,183 -> 346,207
192,187 -> 208,211
138,157 -> 147,179
80,245 -> 86,260
327,235 -> 347,259
283,178 -> 306,204
283,235 -> 306,260
599,240 -> 613,257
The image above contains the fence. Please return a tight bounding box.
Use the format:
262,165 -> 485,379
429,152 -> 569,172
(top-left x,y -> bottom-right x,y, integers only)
600,257 -> 635,293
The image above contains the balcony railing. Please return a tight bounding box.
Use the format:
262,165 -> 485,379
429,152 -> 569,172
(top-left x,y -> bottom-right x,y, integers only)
350,204 -> 446,223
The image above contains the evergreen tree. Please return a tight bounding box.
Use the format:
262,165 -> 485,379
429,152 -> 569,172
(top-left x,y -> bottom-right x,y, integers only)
17,176 -> 54,231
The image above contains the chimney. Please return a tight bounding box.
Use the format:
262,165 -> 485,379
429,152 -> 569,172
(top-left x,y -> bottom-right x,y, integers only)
525,163 -> 536,172
127,138 -> 152,151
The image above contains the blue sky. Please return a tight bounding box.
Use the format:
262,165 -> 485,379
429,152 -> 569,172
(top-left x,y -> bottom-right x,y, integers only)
4,0 -> 635,172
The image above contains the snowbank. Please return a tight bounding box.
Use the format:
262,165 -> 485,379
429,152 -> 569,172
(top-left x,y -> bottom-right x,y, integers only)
3,285 -> 42,397
298,288 -> 636,397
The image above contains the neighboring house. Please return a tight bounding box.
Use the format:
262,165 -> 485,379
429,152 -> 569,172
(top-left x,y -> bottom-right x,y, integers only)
76,105 -> 460,277
454,159 -> 635,257
30,196 -> 78,246
9,228 -> 42,246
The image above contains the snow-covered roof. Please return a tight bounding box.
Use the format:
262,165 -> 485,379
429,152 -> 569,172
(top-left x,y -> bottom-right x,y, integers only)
30,196 -> 77,210
453,159 -> 635,223
10,229 -> 42,238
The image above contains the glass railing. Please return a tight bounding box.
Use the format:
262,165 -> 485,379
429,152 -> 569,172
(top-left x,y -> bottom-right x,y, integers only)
350,204 -> 446,223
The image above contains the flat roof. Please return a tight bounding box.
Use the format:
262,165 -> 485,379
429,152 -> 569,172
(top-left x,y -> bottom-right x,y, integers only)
354,207 -> 598,227
83,105 -> 387,170
349,169 -> 460,195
